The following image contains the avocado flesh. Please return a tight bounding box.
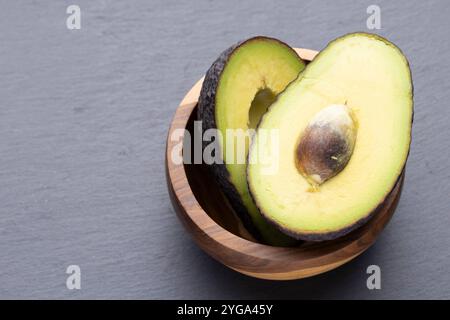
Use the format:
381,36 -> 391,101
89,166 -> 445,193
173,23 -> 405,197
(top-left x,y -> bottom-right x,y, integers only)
198,37 -> 305,245
247,33 -> 413,241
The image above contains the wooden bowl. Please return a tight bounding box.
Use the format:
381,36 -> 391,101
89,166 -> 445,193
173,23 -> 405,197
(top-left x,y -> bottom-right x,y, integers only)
165,48 -> 403,280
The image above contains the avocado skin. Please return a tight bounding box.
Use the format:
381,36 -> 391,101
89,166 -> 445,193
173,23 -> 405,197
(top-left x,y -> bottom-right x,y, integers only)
246,32 -> 413,242
197,39 -> 259,239
197,39 -> 260,240
197,37 -> 300,243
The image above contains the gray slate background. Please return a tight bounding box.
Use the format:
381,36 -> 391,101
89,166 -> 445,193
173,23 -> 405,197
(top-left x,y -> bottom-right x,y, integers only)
0,0 -> 449,299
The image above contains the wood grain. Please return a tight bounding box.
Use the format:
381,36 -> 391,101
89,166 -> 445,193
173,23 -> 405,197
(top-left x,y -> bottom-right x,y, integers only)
165,48 -> 404,280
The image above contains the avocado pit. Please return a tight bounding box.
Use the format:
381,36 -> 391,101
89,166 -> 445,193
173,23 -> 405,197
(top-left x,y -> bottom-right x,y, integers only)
296,104 -> 357,187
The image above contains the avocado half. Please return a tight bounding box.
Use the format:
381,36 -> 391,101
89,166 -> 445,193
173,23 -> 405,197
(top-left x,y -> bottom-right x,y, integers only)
247,33 -> 413,241
198,36 -> 306,245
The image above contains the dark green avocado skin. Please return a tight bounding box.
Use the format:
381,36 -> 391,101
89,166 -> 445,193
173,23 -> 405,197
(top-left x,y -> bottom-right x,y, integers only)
197,39 -> 262,240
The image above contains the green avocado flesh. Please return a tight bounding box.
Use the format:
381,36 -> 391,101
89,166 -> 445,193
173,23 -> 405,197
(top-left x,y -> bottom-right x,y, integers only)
247,33 -> 413,241
201,37 -> 305,245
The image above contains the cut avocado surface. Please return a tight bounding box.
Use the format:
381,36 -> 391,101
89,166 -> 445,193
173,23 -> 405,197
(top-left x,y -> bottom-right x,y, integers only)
198,36 -> 306,245
247,33 -> 413,241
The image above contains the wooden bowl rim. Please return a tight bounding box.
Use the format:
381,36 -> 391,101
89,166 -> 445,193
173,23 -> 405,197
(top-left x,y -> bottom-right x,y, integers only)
166,48 -> 402,279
